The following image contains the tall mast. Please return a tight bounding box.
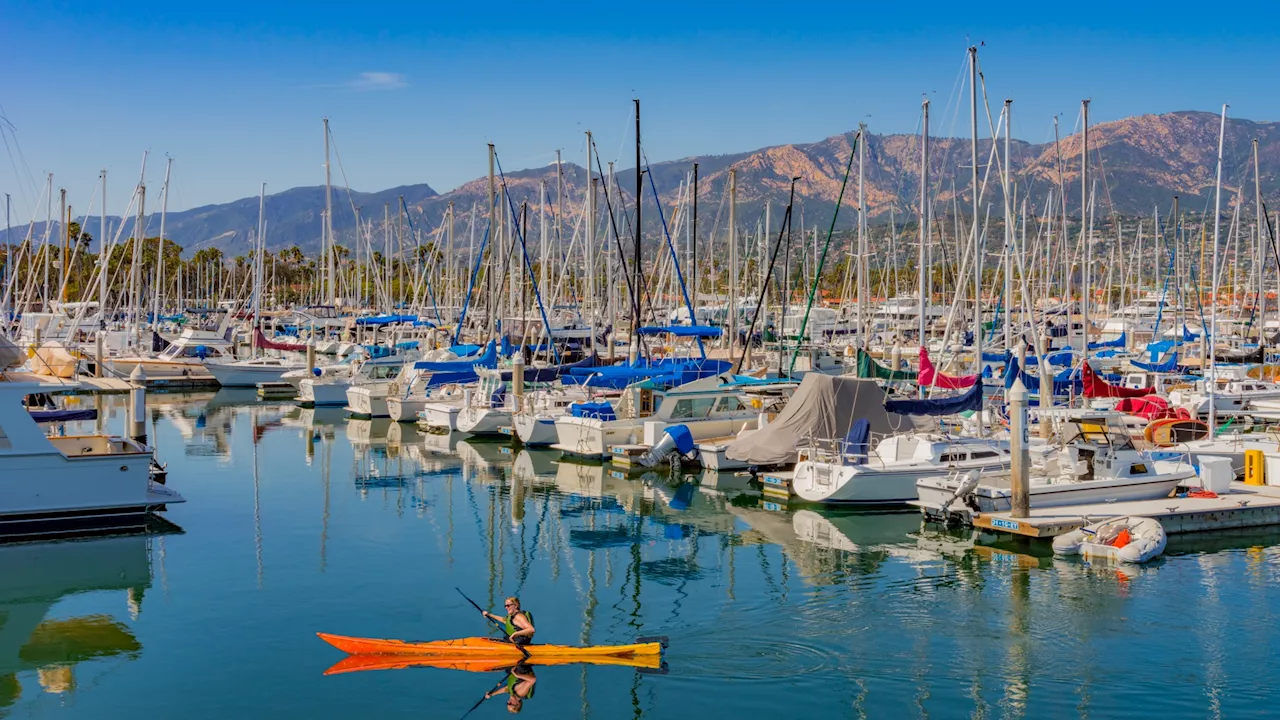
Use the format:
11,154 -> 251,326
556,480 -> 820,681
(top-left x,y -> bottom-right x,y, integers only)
99,170 -> 108,311
1207,104 -> 1228,431
633,99 -> 642,344
585,132 -> 594,352
487,143 -> 496,339
728,169 -> 738,351
59,188 -> 67,302
691,162 -> 699,322
152,158 -> 173,328
1003,100 -> 1013,351
539,178 -> 548,348
918,99 -> 930,394
323,118 -> 334,305
968,46 -> 983,432
1081,100 -> 1091,374
253,182 -> 266,357
1254,139 -> 1265,348
857,121 -> 868,344
131,184 -> 146,347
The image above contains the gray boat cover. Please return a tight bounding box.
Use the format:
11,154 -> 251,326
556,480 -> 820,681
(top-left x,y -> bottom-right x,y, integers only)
0,334 -> 22,371
724,374 -> 921,467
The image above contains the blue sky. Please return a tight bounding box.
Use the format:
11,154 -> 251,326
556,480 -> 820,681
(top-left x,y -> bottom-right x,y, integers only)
2,0 -> 1277,220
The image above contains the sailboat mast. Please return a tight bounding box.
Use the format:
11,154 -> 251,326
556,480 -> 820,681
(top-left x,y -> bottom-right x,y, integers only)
1003,100 -> 1013,350
1081,100 -> 1092,367
633,99 -> 642,345
585,131 -> 595,353
692,162 -> 699,322
1255,139 -> 1265,347
253,182 -> 266,357
1208,104 -> 1228,430
918,98 -> 930,394
100,170 -> 107,311
153,157 -> 173,328
857,121 -> 867,345
728,169 -> 738,351
323,118 -> 334,305
968,46 -> 983,432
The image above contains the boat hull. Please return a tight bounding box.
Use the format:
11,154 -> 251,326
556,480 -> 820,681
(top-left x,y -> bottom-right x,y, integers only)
513,413 -> 559,446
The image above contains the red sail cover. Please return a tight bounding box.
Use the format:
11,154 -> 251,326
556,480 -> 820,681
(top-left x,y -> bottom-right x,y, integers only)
918,347 -> 978,389
255,329 -> 307,352
1082,361 -> 1153,398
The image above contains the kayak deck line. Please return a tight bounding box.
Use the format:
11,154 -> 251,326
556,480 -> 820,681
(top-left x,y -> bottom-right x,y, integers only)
316,632 -> 665,660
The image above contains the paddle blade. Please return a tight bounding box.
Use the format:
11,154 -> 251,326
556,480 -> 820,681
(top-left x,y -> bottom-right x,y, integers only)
636,635 -> 669,649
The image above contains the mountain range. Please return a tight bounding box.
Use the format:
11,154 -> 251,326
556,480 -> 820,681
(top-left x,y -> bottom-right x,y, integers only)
5,110 -> 1279,256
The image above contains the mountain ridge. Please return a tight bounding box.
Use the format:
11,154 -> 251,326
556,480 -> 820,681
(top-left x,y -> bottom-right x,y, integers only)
5,110 -> 1277,255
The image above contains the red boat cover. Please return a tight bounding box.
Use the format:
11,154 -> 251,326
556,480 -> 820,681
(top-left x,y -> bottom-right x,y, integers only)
918,347 -> 978,389
1082,362 -> 1153,398
255,328 -> 307,352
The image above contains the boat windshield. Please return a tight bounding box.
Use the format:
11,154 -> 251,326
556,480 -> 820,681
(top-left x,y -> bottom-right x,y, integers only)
1063,419 -> 1136,451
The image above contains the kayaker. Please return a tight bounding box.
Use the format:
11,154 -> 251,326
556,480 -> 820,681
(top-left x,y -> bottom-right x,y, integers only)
482,596 -> 535,645
483,665 -> 536,713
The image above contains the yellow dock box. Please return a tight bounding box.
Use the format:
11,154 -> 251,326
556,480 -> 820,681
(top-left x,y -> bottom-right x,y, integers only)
1245,449 -> 1266,486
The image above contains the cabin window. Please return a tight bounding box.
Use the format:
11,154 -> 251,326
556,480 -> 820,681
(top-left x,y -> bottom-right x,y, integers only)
715,397 -> 746,413
1130,463 -> 1148,474
939,452 -> 968,463
670,397 -> 716,419
970,451 -> 999,460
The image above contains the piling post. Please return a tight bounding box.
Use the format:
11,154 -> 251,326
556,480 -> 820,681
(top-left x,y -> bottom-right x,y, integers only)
512,346 -> 526,411
1009,377 -> 1030,519
306,336 -> 316,374
94,332 -> 104,378
129,364 -> 148,444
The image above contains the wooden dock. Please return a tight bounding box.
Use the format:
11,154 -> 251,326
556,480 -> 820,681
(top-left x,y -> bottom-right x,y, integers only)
969,482 -> 1280,538
760,470 -> 796,501
72,374 -> 220,393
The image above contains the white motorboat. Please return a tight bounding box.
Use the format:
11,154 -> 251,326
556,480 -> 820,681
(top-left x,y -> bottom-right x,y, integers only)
0,367 -> 184,537
553,376 -> 760,460
299,351 -> 416,407
792,434 -> 1012,505
915,413 -> 1196,522
203,356 -> 305,387
455,371 -> 513,436
103,328 -> 237,379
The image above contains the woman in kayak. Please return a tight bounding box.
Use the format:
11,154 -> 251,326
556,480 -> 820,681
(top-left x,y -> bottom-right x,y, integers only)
483,665 -> 536,713
483,596 -> 535,645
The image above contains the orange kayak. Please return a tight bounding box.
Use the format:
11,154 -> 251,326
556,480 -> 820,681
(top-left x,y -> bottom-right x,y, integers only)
317,633 -> 664,663
323,649 -> 665,676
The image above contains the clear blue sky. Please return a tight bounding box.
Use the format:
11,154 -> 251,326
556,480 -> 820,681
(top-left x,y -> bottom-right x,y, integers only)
2,0 -> 1277,220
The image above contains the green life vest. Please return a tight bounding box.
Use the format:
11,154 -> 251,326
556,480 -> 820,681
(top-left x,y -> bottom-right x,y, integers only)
504,610 -> 534,637
507,671 -> 536,699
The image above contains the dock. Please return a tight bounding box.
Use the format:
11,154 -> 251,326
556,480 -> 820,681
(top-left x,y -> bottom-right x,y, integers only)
70,374 -> 220,393
967,482 -> 1280,538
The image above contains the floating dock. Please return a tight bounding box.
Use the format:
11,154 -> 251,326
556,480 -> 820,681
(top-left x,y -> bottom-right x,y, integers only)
968,482 -> 1280,538
72,374 -> 220,393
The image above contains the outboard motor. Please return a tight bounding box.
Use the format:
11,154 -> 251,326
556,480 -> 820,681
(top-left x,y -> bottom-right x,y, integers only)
638,424 -> 698,468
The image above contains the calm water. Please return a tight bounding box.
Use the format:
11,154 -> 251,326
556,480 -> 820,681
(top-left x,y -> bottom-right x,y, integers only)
4,390 -> 1280,718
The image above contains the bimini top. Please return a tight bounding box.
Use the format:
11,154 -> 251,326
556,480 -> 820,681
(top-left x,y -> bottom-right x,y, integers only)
636,325 -> 723,338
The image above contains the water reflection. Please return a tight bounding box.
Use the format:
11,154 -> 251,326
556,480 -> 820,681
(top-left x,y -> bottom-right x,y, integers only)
19,392 -> 1280,717
0,536 -> 152,712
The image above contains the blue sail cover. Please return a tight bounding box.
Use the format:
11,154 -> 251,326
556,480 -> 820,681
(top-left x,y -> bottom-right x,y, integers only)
1183,325 -> 1200,342
30,409 -> 98,423
356,314 -> 418,326
1088,332 -> 1126,350
563,358 -> 731,389
982,351 -> 1010,363
885,381 -> 983,416
570,401 -> 617,420
1131,352 -> 1179,373
413,341 -> 497,372
636,325 -> 723,338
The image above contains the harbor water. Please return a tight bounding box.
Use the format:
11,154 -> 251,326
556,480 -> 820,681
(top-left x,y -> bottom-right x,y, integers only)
4,390 -> 1279,718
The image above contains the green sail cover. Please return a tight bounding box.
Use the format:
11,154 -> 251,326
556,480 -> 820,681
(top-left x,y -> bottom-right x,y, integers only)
855,348 -> 918,382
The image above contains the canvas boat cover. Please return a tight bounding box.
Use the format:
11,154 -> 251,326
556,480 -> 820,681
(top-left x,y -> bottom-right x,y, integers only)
918,347 -> 978,389
724,374 -> 919,467
1082,362 -> 1153,398
854,348 -> 918,381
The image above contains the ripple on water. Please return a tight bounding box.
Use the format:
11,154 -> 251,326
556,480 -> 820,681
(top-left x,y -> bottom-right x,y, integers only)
671,637 -> 836,681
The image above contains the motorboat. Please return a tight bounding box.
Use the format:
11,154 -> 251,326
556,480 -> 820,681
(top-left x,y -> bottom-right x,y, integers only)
915,412 -> 1196,522
553,375 -> 760,460
103,328 -> 236,379
792,434 -> 1011,505
203,356 -> 305,387
0,364 -> 184,537
299,350 -> 417,407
